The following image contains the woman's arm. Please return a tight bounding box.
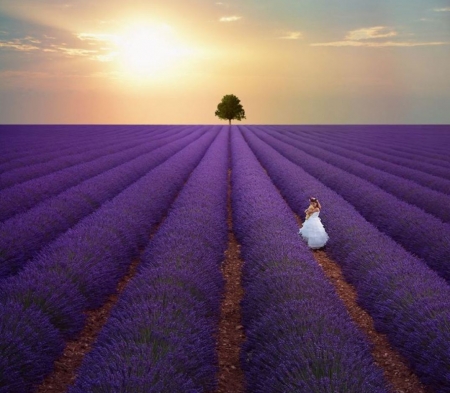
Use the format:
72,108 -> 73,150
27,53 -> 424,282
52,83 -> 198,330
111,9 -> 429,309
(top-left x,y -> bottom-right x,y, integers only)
305,207 -> 320,220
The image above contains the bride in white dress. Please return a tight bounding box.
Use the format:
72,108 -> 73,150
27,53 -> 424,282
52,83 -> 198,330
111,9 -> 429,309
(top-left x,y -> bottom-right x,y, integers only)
298,197 -> 329,249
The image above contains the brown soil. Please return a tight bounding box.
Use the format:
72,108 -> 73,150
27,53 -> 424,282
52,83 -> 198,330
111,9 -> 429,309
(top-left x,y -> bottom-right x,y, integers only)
36,256 -> 141,393
216,169 -> 246,393
36,219 -> 166,392
35,165 -> 428,393
295,215 -> 430,393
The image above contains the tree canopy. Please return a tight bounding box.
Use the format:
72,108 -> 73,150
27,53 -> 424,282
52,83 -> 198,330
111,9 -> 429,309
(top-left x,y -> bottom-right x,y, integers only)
215,94 -> 246,125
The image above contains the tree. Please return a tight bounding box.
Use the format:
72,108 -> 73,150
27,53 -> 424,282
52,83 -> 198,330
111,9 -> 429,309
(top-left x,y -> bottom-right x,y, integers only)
215,94 -> 246,125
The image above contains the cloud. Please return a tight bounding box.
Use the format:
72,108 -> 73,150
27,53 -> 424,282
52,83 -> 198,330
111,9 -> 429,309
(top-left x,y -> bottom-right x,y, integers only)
24,36 -> 42,44
0,37 -> 40,51
345,26 -> 397,40
54,46 -> 97,57
219,16 -> 242,22
0,32 -> 117,62
433,7 -> 450,12
279,31 -> 303,40
76,33 -> 117,43
0,69 -> 121,85
0,41 -> 40,51
312,26 -> 449,48
311,40 -> 449,47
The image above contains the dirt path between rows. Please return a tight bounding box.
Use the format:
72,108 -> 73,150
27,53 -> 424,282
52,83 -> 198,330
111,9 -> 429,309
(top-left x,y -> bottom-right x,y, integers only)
216,168 -> 246,393
36,207 -> 175,392
254,149 -> 428,392
295,214 -> 430,393
36,168 -> 427,392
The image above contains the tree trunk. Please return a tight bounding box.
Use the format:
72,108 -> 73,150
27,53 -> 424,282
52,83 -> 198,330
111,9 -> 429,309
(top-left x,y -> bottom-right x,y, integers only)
229,119 -> 231,125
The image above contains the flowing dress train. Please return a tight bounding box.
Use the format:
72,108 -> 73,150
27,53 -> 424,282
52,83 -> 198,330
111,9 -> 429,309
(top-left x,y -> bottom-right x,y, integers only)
299,211 -> 329,249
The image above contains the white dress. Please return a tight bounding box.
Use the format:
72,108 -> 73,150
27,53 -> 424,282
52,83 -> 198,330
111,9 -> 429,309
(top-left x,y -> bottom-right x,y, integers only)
298,211 -> 329,249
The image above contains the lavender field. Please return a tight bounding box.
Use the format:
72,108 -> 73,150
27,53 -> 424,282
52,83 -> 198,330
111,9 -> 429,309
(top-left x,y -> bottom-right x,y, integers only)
1,124 -> 450,393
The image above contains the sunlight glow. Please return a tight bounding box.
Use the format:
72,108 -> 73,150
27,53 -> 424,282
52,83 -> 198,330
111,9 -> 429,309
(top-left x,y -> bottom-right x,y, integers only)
113,22 -> 195,80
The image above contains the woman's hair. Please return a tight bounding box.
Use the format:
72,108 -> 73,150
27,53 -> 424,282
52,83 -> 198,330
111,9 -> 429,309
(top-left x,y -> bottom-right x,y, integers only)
309,196 -> 321,209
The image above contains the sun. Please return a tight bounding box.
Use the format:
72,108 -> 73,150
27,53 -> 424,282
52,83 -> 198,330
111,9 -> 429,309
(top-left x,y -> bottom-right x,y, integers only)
113,22 -> 193,79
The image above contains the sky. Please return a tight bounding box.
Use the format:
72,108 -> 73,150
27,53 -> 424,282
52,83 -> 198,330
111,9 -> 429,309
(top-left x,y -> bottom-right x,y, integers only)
0,0 -> 449,124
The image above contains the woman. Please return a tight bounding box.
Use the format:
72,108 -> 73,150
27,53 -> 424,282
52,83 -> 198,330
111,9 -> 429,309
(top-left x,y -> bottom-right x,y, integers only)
298,197 -> 329,249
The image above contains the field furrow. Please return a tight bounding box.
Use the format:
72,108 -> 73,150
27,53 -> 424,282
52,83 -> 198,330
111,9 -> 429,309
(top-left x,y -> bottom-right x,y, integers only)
0,126 -> 193,222
0,128 -> 205,279
0,128 -> 217,392
307,127 -> 450,168
295,125 -> 450,165
280,126 -> 450,195
242,127 -> 450,391
248,126 -> 450,283
1,125 -> 448,393
266,126 -> 450,220
0,125 -> 149,170
70,127 -> 228,391
0,126 -> 178,188
231,128 -> 388,392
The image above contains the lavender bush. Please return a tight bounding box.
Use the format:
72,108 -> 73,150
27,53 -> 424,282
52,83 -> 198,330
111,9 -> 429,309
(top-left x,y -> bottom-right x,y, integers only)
281,126 -> 450,195
231,129 -> 388,392
0,127 -> 168,189
0,128 -> 218,392
294,125 -> 450,168
0,128 -> 205,279
250,127 -> 450,282
290,125 -> 450,163
71,127 -> 229,392
0,125 -> 154,170
0,301 -> 65,393
242,126 -> 450,391
0,126 -> 196,222
272,127 -> 450,221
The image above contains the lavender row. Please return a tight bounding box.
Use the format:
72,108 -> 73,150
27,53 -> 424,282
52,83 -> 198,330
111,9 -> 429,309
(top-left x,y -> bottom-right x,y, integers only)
251,127 -> 450,283
0,129 -> 205,279
300,125 -> 450,165
0,124 -> 103,155
0,126 -> 173,188
0,125 -> 181,181
292,125 -> 450,170
347,125 -> 450,159
289,123 -> 450,169
0,125 -> 145,170
231,129 -> 388,392
0,126 -> 192,222
354,125 -> 450,163
298,125 -> 450,161
242,127 -> 450,391
289,126 -> 450,180
270,127 -> 450,221
71,127 -> 229,392
345,132 -> 450,168
279,126 -> 450,196
0,125 -> 152,165
0,128 -> 218,393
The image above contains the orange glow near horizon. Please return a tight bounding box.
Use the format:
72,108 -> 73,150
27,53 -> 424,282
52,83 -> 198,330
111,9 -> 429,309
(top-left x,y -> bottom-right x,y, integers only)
0,1 -> 449,123
74,19 -> 207,86
113,22 -> 200,83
